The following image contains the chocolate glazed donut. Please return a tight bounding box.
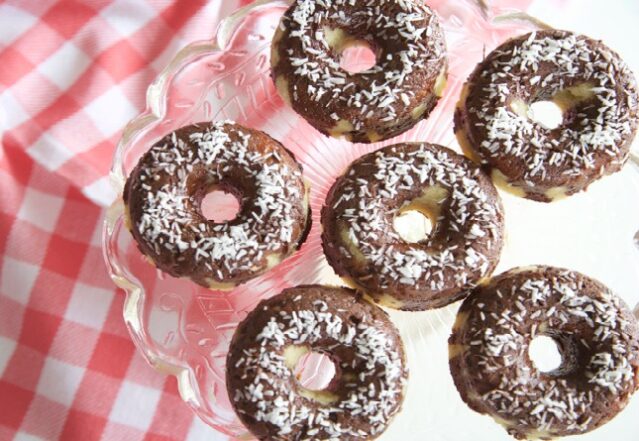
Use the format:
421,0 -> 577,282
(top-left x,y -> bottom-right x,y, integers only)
449,266 -> 639,440
455,30 -> 639,202
226,285 -> 408,441
271,0 -> 447,143
321,143 -> 504,311
123,121 -> 311,289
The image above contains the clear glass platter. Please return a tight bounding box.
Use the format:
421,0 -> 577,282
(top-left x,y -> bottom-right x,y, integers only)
103,1 -> 639,439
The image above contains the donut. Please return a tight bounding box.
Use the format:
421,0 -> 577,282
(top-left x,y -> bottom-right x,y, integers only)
226,285 -> 407,440
455,30 -> 639,202
123,121 -> 310,289
449,266 -> 639,439
321,143 -> 505,311
271,0 -> 447,143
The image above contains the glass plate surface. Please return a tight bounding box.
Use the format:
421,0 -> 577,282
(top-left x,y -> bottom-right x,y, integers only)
103,1 -> 639,439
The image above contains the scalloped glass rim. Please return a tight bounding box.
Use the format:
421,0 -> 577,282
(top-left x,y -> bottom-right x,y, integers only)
109,0 -> 277,187
103,2 -> 287,434
102,1 -> 639,439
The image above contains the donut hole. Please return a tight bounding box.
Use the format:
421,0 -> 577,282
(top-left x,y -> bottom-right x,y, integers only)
201,188 -> 241,223
528,101 -> 564,130
529,335 -> 563,373
515,83 -> 596,130
339,41 -> 377,74
393,210 -> 433,243
393,187 -> 447,244
293,351 -> 337,392
323,27 -> 377,74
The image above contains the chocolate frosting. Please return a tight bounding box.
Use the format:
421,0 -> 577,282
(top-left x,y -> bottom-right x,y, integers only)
123,121 -> 310,288
455,30 -> 639,202
227,285 -> 407,440
450,266 -> 639,439
322,143 -> 504,311
271,0 -> 447,143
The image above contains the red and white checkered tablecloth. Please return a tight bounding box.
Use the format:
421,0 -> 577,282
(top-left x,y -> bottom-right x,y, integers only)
0,1 -> 256,439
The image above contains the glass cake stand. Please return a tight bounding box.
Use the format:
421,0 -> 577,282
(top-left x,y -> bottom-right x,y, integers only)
103,1 -> 639,439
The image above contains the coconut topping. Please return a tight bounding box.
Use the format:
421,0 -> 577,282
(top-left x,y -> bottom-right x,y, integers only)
124,121 -> 308,286
228,287 -> 407,440
461,30 -> 638,196
273,0 -> 447,141
452,267 -> 639,438
323,143 -> 503,309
